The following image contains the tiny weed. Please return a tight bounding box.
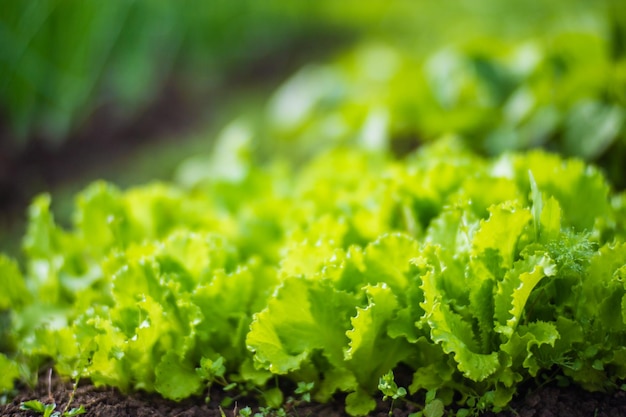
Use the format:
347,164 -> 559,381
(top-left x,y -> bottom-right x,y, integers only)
379,370 -> 408,415
19,400 -> 85,417
20,370 -> 85,417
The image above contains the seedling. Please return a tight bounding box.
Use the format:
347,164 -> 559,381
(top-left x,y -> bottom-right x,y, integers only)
379,371 -> 407,415
19,400 -> 85,417
20,370 -> 85,417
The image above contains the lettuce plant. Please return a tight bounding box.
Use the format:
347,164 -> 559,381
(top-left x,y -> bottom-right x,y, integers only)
2,138 -> 626,415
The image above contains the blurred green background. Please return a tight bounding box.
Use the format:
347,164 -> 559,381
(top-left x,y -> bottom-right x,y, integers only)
1,0 -> 625,254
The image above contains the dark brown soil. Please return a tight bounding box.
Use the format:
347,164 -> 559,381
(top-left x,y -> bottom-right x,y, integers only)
2,370 -> 626,417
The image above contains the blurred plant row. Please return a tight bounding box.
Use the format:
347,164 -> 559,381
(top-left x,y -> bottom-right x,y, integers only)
261,34 -> 625,158
234,10 -> 626,187
0,1 -> 356,147
3,0 -> 624,155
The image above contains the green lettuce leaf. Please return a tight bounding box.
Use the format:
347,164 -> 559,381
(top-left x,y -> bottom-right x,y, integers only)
345,284 -> 414,390
247,277 -> 358,374
420,246 -> 500,382
0,353 -> 20,393
0,255 -> 29,310
495,253 -> 556,337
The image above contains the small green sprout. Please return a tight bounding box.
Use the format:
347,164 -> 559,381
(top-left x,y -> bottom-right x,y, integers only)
379,370 -> 407,416
19,400 -> 85,417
